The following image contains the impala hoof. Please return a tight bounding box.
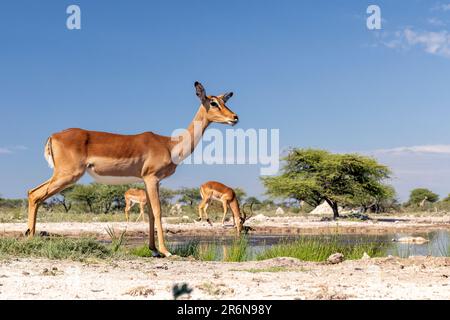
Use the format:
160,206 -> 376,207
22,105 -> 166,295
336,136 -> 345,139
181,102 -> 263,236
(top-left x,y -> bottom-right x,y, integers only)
206,219 -> 213,226
24,229 -> 31,237
151,250 -> 163,258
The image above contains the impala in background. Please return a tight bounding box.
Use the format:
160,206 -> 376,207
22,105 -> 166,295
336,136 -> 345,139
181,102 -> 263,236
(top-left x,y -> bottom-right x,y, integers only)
198,181 -> 252,234
124,188 -> 147,222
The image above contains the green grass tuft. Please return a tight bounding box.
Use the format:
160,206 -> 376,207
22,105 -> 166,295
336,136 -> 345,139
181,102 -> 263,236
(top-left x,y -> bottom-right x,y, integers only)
256,236 -> 386,262
224,236 -> 249,262
0,236 -> 113,260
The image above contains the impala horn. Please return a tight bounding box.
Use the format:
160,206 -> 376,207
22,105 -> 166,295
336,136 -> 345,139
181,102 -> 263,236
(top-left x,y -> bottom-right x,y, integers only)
242,201 -> 255,225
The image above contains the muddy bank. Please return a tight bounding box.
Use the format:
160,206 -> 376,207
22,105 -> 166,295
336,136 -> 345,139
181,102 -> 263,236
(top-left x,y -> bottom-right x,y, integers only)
0,256 -> 449,299
1,215 -> 450,239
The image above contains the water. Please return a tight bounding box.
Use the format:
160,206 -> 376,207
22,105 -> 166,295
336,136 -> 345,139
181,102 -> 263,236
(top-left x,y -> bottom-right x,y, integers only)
127,229 -> 450,259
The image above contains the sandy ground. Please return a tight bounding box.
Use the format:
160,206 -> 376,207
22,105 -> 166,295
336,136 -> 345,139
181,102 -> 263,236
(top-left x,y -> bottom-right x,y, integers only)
1,214 -> 450,238
0,256 -> 449,300
1,215 -> 449,300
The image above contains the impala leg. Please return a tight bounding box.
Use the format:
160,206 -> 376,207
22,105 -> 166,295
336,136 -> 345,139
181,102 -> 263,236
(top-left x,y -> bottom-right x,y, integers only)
144,190 -> 158,256
27,173 -> 82,236
221,200 -> 228,226
203,202 -> 212,226
229,200 -> 242,235
145,177 -> 171,257
134,202 -> 143,223
124,199 -> 132,222
138,202 -> 145,222
198,198 -> 206,221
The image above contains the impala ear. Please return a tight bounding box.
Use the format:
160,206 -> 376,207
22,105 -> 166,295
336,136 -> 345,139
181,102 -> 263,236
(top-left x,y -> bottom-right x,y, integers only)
194,81 -> 207,104
221,92 -> 234,103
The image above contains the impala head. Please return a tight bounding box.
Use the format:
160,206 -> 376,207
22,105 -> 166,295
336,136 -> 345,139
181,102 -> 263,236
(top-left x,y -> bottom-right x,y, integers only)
239,202 -> 254,234
195,81 -> 238,126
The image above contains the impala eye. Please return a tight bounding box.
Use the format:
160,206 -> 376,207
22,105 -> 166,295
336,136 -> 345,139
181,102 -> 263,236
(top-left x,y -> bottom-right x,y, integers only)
210,101 -> 219,107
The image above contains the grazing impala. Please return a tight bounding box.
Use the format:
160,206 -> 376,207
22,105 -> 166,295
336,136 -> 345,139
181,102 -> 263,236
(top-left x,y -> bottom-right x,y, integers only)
198,181 -> 250,234
27,82 -> 238,257
124,188 -> 147,222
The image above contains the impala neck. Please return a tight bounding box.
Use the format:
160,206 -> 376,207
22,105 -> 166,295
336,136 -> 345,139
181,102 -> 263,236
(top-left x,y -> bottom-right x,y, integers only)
170,105 -> 210,163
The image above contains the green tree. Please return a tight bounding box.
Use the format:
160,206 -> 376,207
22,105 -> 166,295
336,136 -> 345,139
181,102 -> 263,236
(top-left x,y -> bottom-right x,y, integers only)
50,186 -> 74,213
66,184 -> 98,213
262,149 -> 392,219
245,196 -> 261,205
408,188 -> 439,206
356,184 -> 397,213
159,187 -> 176,206
94,184 -> 129,213
261,199 -> 275,208
177,187 -> 202,206
443,194 -> 450,202
233,187 -> 247,203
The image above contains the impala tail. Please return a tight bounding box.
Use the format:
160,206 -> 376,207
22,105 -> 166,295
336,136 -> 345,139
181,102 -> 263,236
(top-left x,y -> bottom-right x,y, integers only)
44,137 -> 54,169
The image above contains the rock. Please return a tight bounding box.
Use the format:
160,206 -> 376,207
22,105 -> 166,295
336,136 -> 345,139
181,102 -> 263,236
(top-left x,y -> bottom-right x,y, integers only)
275,207 -> 285,215
392,236 -> 429,244
327,253 -> 344,264
362,252 -> 371,260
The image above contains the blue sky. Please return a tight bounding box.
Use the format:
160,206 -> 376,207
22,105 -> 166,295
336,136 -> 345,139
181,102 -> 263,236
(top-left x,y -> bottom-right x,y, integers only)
1,0 -> 450,201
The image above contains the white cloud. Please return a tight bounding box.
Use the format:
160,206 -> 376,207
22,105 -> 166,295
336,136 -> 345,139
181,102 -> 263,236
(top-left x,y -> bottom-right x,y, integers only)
432,3 -> 450,11
404,28 -> 450,57
0,145 -> 28,155
13,145 -> 28,151
428,17 -> 446,27
382,27 -> 450,58
373,144 -> 450,155
356,145 -> 450,201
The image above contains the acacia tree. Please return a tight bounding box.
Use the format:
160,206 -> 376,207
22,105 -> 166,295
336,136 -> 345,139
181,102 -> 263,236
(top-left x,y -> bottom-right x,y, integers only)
177,187 -> 202,206
245,196 -> 261,205
262,149 -> 392,219
66,184 -> 98,213
233,188 -> 247,204
407,188 -> 439,206
94,184 -> 130,213
159,187 -> 176,207
50,186 -> 74,213
356,184 -> 397,213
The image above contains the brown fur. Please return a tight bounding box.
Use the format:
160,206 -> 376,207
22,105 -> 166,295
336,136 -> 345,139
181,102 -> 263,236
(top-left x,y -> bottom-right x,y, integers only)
198,181 -> 244,234
27,82 -> 238,257
124,188 -> 147,222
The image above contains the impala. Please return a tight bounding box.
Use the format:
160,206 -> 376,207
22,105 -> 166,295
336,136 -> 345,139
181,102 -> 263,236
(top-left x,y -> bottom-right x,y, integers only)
124,188 -> 147,222
198,181 -> 250,234
27,82 -> 238,257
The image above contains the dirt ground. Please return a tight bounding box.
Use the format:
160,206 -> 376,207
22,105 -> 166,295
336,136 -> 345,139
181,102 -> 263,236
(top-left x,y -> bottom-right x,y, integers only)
1,214 -> 450,238
0,256 -> 449,300
1,214 -> 449,300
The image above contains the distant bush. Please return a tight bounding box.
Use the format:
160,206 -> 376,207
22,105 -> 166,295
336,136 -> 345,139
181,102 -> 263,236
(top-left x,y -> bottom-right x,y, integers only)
0,198 -> 25,209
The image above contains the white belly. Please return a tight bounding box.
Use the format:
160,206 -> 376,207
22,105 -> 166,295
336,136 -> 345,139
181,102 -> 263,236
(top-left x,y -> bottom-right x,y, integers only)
87,168 -> 143,185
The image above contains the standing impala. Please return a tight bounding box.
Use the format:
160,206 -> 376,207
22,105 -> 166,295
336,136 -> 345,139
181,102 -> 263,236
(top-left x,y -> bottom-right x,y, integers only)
124,188 -> 147,222
198,181 -> 247,234
27,82 -> 238,257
